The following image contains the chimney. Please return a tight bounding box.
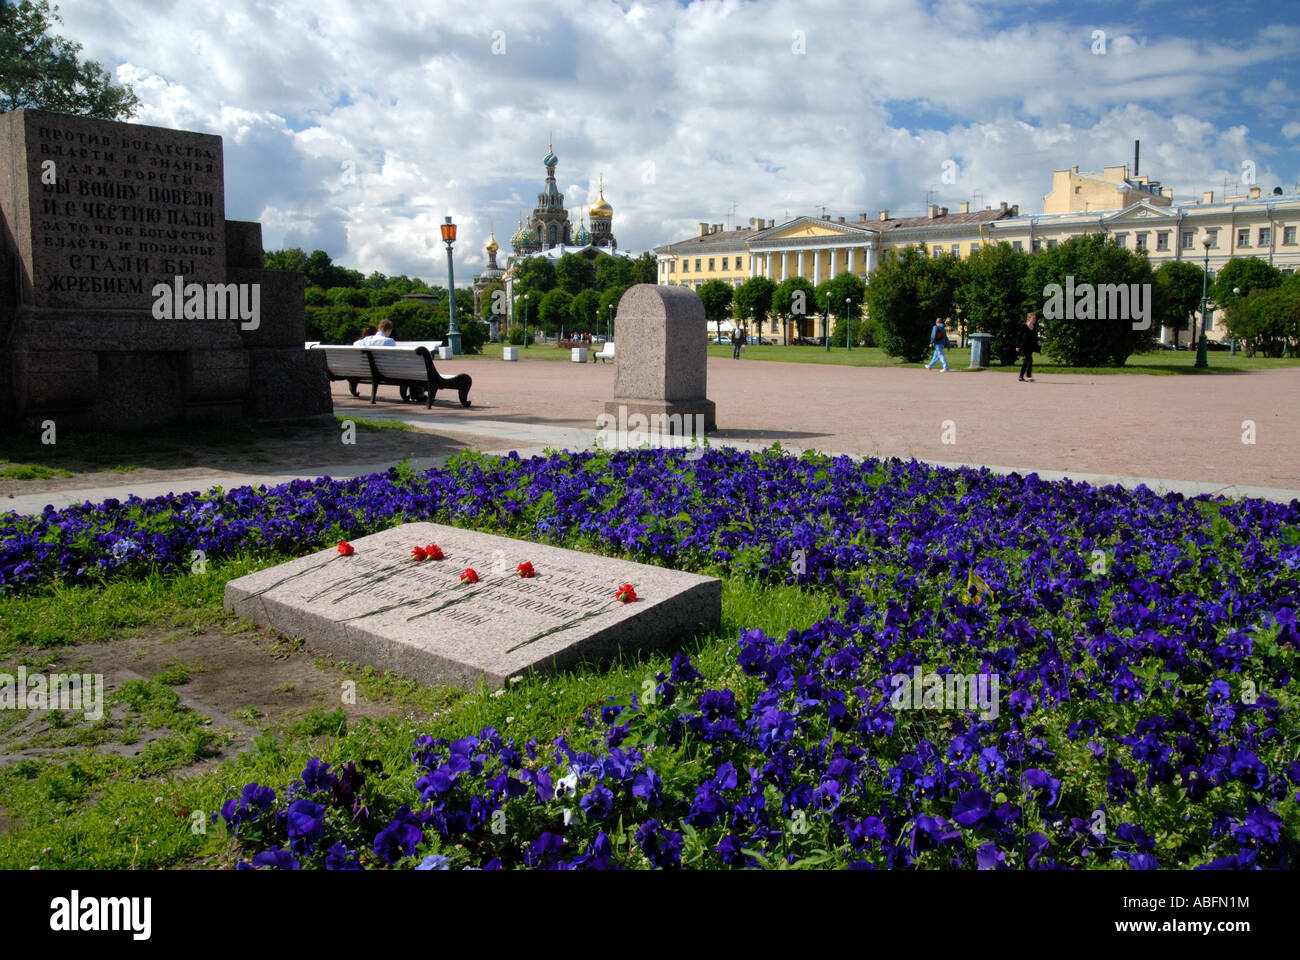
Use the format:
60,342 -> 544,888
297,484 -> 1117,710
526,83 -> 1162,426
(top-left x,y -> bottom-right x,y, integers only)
837,216 -> 845,223
1249,186 -> 1261,198
1010,204 -> 1019,216
1000,201 -> 1008,211
928,204 -> 939,219
939,206 -> 949,216
1202,191 -> 1213,204
698,222 -> 710,237
1161,188 -> 1173,199
959,201 -> 969,214
860,212 -> 869,221
879,210 -> 889,221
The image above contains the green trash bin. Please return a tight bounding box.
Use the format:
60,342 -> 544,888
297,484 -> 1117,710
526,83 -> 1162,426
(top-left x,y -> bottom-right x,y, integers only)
968,332 -> 993,368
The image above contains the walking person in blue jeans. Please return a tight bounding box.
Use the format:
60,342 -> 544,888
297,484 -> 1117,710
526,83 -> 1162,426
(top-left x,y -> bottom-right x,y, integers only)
925,319 -> 949,372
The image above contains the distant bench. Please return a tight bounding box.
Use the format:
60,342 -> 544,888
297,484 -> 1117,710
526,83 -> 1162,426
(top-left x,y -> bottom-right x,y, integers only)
593,341 -> 615,363
310,345 -> 472,408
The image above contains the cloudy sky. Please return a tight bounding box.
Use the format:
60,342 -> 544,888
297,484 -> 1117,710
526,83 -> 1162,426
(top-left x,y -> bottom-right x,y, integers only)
50,0 -> 1300,284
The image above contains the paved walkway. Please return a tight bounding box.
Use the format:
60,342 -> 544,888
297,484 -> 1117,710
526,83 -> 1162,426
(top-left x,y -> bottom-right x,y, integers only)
5,355 -> 1298,515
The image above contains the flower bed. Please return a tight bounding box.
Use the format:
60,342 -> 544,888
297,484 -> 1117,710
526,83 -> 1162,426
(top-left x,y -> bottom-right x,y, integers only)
4,448 -> 1298,867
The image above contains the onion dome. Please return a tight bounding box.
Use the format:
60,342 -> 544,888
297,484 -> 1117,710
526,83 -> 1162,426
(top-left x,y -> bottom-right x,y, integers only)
486,231 -> 499,254
589,174 -> 613,219
573,217 -> 591,245
544,136 -> 557,168
510,216 -> 532,247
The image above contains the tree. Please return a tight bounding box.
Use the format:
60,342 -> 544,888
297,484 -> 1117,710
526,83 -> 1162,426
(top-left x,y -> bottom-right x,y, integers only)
954,242 -> 1032,364
1152,261 -> 1205,348
697,279 -> 735,340
265,248 -> 310,273
479,282 -> 506,322
571,288 -> 601,333
0,1 -> 139,119
555,253 -> 596,295
631,252 -> 658,285
1023,233 -> 1158,366
594,254 -> 636,291
1224,278 -> 1300,357
734,276 -> 775,339
1209,257 -> 1282,310
864,248 -> 956,362
512,256 -> 556,302
598,285 -> 625,337
772,276 -> 817,343
538,288 -> 574,335
816,272 -> 869,347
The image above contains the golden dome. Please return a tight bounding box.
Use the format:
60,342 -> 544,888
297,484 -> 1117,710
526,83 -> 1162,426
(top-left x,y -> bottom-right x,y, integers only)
486,231 -> 499,253
589,174 -> 613,219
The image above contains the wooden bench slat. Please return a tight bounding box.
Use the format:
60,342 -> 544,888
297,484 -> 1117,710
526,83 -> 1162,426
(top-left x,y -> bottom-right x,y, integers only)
310,345 -> 472,408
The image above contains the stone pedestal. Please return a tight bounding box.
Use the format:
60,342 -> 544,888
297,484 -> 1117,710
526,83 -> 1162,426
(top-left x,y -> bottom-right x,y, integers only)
604,285 -> 715,432
502,346 -> 519,361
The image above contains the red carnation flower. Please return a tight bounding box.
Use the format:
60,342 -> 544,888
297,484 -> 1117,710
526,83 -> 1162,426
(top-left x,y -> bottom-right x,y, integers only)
337,541 -> 355,556
615,583 -> 637,603
411,546 -> 427,562
517,561 -> 535,578
425,544 -> 444,561
460,568 -> 479,584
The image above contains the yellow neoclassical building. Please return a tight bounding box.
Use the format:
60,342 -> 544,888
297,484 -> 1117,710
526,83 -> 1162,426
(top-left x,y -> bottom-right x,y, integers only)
655,164 -> 1299,342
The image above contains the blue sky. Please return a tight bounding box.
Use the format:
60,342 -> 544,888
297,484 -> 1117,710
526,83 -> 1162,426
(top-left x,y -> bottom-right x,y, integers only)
51,0 -> 1300,283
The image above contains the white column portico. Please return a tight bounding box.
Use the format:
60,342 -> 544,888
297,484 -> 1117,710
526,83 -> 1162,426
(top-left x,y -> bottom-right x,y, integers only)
781,251 -> 789,281
813,250 -> 821,286
796,250 -> 805,279
764,252 -> 772,278
848,247 -> 855,274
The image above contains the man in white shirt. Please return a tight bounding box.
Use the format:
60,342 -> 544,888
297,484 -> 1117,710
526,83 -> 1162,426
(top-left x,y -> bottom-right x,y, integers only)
355,319 -> 396,346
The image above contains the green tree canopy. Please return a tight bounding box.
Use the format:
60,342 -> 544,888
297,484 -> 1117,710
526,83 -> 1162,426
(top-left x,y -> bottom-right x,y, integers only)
697,279 -> 735,338
570,288 -> 601,333
954,242 -> 1031,364
479,282 -> 506,322
772,276 -> 817,336
1023,233 -> 1158,366
594,254 -> 636,291
555,253 -> 596,295
734,276 -> 776,334
866,247 -> 957,362
512,256 -> 557,302
631,252 -> 658,285
1209,257 -> 1282,309
1152,260 -> 1206,347
537,288 -> 574,333
1223,279 -> 1300,357
0,1 -> 139,119
598,285 -> 625,335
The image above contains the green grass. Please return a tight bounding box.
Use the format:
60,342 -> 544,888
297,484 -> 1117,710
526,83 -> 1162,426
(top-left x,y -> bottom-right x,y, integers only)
0,464 -> 74,481
707,342 -> 1300,374
0,542 -> 835,869
476,341 -> 588,362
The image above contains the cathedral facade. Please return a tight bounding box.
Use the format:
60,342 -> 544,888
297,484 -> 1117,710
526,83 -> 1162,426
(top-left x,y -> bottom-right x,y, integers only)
509,141 -> 618,260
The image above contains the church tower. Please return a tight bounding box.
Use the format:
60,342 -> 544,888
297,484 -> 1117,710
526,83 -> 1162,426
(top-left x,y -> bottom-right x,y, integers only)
588,174 -> 616,251
531,137 -> 572,251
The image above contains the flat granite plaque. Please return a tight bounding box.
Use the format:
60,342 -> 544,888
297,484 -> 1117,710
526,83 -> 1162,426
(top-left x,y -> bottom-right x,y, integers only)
223,523 -> 721,689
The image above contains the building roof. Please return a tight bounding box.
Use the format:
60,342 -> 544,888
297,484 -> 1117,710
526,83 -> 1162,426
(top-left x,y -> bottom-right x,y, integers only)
853,208 -> 1016,233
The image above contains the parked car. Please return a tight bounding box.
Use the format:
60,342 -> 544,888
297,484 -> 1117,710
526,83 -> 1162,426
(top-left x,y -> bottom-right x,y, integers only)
747,336 -> 772,345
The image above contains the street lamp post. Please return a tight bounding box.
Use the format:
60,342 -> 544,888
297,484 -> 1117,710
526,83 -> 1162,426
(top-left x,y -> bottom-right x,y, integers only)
1231,287 -> 1240,355
1195,234 -> 1211,369
824,297 -> 831,352
607,304 -> 614,342
440,217 -> 462,356
523,294 -> 530,349
845,297 -> 852,352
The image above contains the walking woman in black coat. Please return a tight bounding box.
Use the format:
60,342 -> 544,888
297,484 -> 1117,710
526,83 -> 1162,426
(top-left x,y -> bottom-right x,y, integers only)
1018,312 -> 1039,382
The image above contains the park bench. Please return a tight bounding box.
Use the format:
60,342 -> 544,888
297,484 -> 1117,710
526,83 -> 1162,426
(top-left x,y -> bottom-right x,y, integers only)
593,341 -> 615,363
310,345 -> 472,408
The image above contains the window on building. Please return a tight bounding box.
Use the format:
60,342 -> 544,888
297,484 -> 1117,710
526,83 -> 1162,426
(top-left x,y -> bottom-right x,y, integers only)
695,259 -> 702,272
951,244 -> 961,256
932,245 -> 943,257
1285,226 -> 1297,245
736,256 -> 745,270
669,261 -> 675,273
1135,233 -> 1147,250
682,260 -> 689,272
708,258 -> 715,271
1046,239 -> 1057,249
721,257 -> 728,270
1207,229 -> 1219,248
1012,240 -> 1023,252
1259,228 -> 1271,247
1237,229 -> 1250,248
1181,231 -> 1195,250
1031,240 -> 1041,252
1114,234 -> 1126,249
969,243 -> 979,254
1157,232 -> 1170,250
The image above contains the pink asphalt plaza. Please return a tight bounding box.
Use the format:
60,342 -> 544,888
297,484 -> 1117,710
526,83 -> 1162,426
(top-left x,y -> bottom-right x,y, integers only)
331,352 -> 1300,494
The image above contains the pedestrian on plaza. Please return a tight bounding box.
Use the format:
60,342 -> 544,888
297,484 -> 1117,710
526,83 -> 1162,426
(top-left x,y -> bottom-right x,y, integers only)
1018,312 -> 1039,382
731,326 -> 743,359
925,319 -> 949,372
